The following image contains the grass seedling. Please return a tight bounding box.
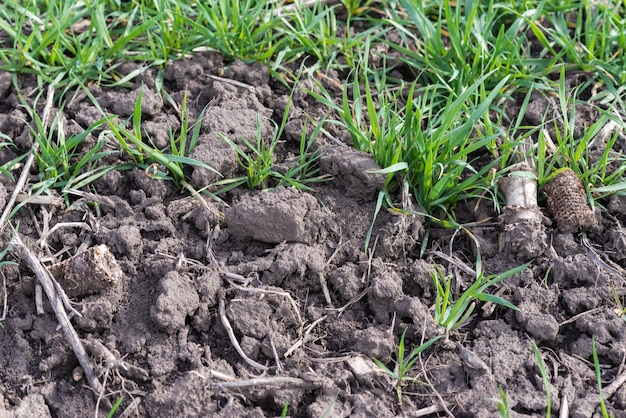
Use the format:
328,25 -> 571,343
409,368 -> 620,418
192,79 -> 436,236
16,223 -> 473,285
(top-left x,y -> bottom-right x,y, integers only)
593,336 -> 614,418
280,398 -> 288,418
535,68 -> 626,208
492,387 -> 511,418
372,329 -> 442,405
106,395 -> 124,418
17,92 -> 117,205
217,116 -> 330,193
531,340 -> 551,417
218,117 -> 280,191
431,258 -> 529,335
215,79 -> 331,194
79,86 -> 221,191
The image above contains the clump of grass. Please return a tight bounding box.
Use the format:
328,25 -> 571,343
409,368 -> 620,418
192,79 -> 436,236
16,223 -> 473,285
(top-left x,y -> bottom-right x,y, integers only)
17,92 -> 117,205
311,49 -> 509,220
78,85 -> 220,192
214,89 -> 331,194
431,256 -> 530,335
372,329 -> 441,405
534,69 -> 626,209
0,0 -> 168,90
186,0 -> 282,63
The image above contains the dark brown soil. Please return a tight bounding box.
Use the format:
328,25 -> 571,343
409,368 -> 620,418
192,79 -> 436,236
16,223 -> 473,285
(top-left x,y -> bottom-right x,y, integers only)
1,53 -> 626,418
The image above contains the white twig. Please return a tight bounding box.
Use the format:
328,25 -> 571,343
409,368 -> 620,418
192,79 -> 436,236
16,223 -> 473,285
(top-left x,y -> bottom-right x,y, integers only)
207,74 -> 255,93
211,376 -> 320,390
35,283 -> 44,315
218,291 -> 268,372
189,368 -> 236,382
284,315 -> 327,358
268,333 -> 283,373
9,228 -> 103,395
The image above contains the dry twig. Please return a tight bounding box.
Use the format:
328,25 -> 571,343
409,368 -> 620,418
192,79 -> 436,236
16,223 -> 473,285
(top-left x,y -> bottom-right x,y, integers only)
8,229 -> 103,395
218,290 -> 268,372
211,376 -> 321,390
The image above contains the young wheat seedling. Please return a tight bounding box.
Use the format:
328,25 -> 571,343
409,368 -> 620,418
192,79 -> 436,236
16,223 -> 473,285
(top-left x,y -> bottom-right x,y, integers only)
431,258 -> 530,336
372,328 -> 441,405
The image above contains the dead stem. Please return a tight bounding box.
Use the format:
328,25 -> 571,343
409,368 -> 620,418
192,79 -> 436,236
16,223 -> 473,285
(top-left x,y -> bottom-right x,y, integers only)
218,291 -> 269,372
206,74 -> 255,93
284,314 -> 327,357
210,376 -> 321,390
8,228 -> 103,396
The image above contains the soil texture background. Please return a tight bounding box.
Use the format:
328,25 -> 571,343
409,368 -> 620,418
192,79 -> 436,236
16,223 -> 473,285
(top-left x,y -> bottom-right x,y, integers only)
1,51 -> 626,418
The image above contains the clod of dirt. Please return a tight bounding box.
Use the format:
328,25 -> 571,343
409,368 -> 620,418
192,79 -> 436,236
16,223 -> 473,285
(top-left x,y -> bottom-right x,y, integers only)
105,224 -> 143,260
164,51 -> 223,92
543,168 -> 598,233
227,298 -> 274,339
351,326 -> 394,359
319,145 -> 386,201
226,187 -> 326,244
0,70 -> 11,97
307,394 -> 352,417
107,86 -> 163,118
143,373 -> 216,417
328,263 -> 364,302
2,393 -> 52,418
515,286 -> 559,341
49,245 -> 123,298
549,253 -> 601,287
151,271 -> 200,333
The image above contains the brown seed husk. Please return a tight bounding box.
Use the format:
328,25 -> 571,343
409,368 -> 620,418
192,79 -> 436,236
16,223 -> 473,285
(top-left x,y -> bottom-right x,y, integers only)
543,168 -> 597,233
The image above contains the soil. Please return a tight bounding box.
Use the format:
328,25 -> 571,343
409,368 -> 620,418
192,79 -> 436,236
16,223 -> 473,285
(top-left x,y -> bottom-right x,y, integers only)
1,50 -> 626,418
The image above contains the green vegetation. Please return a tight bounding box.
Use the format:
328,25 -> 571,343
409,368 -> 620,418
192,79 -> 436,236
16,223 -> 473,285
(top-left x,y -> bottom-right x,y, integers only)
215,99 -> 331,193
593,337 -> 614,418
1,0 -> 625,217
22,93 -> 115,200
1,0 -> 626,414
431,259 -> 530,335
373,329 -> 441,405
532,340 -> 552,417
493,387 -> 511,418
